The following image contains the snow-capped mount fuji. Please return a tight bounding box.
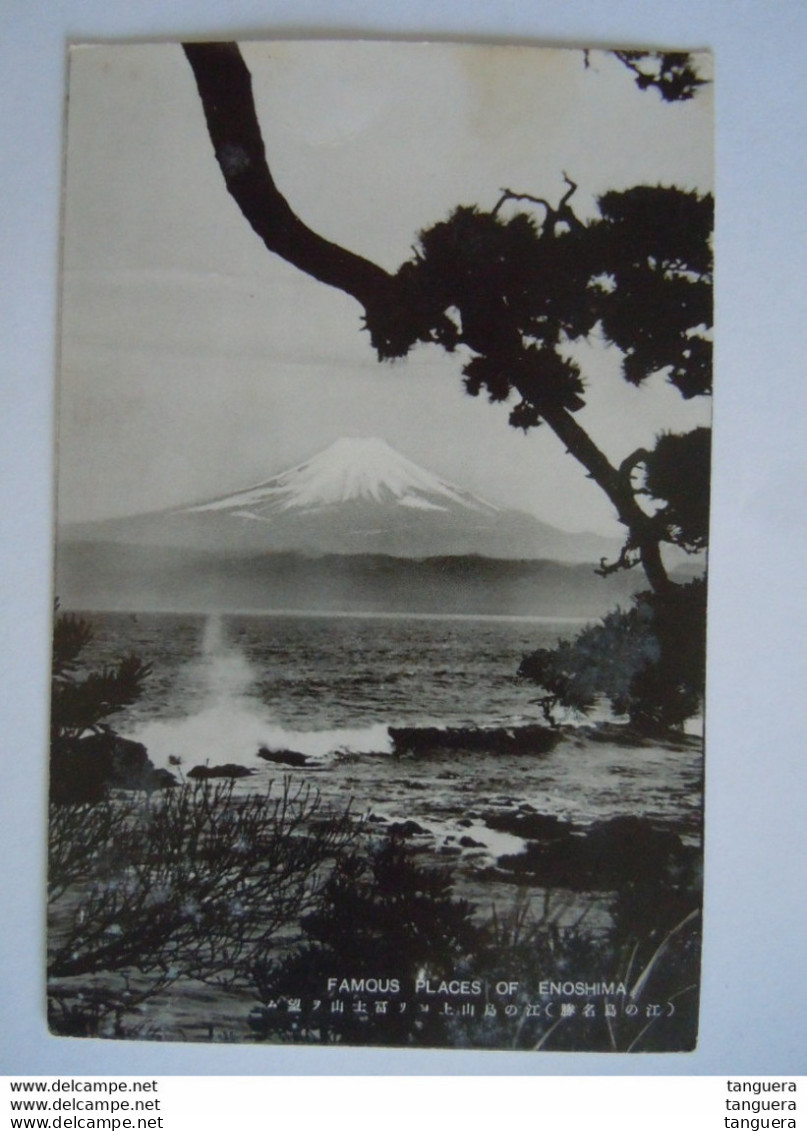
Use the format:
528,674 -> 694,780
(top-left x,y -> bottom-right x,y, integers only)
62,437 -> 620,562
184,437 -> 499,520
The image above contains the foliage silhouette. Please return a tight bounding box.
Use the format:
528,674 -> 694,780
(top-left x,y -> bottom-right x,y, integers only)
48,779 -> 357,1036
247,835 -> 700,1050
519,577 -> 707,732
51,608 -> 150,746
50,607 -> 154,803
248,833 -> 483,1045
612,51 -> 708,103
466,884 -> 700,1052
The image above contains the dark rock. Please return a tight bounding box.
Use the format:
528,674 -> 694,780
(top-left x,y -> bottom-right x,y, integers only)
333,749 -> 362,764
388,724 -> 559,757
367,813 -> 388,823
459,835 -> 486,849
494,815 -> 697,891
388,819 -> 428,837
50,733 -> 176,804
580,723 -> 656,748
257,746 -> 310,767
187,763 -> 255,780
585,817 -> 690,881
151,768 -> 179,790
484,811 -> 573,841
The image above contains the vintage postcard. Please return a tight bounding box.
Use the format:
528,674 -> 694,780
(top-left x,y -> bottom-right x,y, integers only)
49,40 -> 712,1049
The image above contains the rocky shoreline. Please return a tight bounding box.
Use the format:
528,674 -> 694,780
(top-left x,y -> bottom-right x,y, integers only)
51,720 -> 702,901
48,718 -> 703,1045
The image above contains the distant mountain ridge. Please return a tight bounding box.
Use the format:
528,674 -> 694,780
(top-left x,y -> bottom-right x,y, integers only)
62,437 -> 621,563
56,542 -> 653,617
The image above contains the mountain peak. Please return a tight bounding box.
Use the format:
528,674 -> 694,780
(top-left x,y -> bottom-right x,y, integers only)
63,434 -> 623,562
322,436 -> 395,457
184,437 -> 498,517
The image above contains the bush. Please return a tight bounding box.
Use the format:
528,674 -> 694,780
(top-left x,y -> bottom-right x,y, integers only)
47,779 -> 357,1036
50,607 -> 154,803
247,835 -> 700,1051
518,577 -> 707,733
466,888 -> 700,1052
248,834 -> 483,1045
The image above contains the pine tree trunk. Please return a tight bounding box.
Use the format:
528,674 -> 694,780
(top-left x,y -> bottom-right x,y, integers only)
538,403 -> 672,594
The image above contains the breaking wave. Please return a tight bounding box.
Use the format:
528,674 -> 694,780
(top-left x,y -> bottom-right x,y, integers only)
126,614 -> 391,770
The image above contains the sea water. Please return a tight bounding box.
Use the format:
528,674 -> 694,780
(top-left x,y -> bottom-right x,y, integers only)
66,609 -> 702,837
70,610 -> 578,764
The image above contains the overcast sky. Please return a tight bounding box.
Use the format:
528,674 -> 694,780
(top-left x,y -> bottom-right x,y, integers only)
57,40 -> 713,535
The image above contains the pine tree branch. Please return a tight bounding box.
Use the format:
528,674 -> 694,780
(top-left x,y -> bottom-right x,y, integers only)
182,43 -> 395,311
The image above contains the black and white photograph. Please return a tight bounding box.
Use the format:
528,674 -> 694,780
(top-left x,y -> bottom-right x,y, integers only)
46,38 -> 715,1051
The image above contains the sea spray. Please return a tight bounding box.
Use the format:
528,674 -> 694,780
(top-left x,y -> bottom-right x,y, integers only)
125,613 -> 391,770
